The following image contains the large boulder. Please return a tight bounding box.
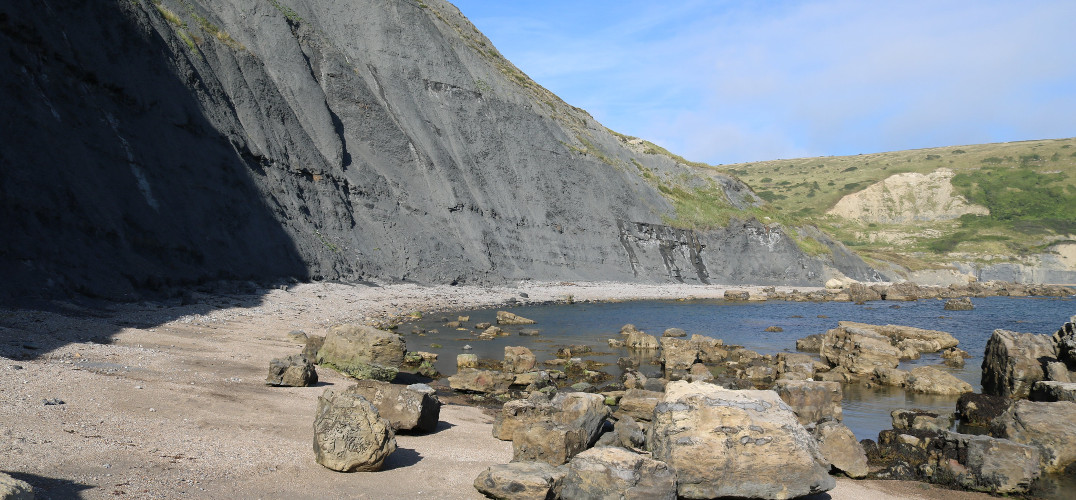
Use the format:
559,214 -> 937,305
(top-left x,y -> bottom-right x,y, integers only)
316,324 -> 405,381
991,400 -> 1076,473
838,321 -> 958,354
511,393 -> 610,466
659,337 -> 698,376
473,461 -> 566,500
266,354 -> 318,387
928,432 -> 1040,494
503,346 -> 537,374
814,421 -> 868,478
906,366 -> 973,395
625,330 -> 659,350
497,311 -> 536,325
342,381 -> 441,433
558,447 -> 677,500
773,379 -> 843,426
0,472 -> 34,500
648,381 -> 834,499
312,387 -> 397,472
981,329 -> 1058,398
494,399 -> 553,441
819,325 -> 900,374
448,369 -> 514,394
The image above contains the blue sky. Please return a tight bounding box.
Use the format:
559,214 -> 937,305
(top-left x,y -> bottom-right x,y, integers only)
451,0 -> 1076,164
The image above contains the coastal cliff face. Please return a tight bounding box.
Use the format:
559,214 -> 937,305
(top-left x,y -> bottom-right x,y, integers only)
0,0 -> 872,300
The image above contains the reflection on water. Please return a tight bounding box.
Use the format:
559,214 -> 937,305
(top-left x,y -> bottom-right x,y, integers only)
405,295 -> 1073,442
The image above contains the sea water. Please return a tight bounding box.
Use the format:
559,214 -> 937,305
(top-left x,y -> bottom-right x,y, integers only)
407,295 -> 1074,441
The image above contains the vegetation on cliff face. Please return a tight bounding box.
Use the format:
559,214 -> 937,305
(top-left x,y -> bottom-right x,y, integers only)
715,137 -> 1076,273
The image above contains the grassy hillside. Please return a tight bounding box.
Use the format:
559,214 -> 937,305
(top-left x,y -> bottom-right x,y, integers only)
714,137 -> 1076,270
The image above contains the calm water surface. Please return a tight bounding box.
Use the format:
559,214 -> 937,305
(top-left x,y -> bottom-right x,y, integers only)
407,296 -> 1074,441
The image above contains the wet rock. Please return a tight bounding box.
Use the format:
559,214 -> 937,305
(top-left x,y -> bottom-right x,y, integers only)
956,393 -> 1010,427
616,389 -> 663,422
473,461 -> 566,500
839,321 -> 958,354
457,353 -> 479,370
723,290 -> 751,301
317,324 -> 405,382
503,346 -> 537,374
992,400 -> 1076,473
266,354 -> 318,387
625,330 -> 659,350
981,329 -> 1058,398
519,328 -> 541,337
906,366 -> 973,396
928,431 -> 1040,494
619,324 -> 640,335
795,333 -> 824,353
448,369 -> 513,394
343,380 -> 441,433
1052,315 -> 1076,369
312,388 -> 396,472
475,322 -> 492,330
480,326 -> 509,339
891,409 -> 952,433
819,325 -> 900,374
1030,381 -> 1076,402
872,366 -> 909,387
944,297 -> 974,311
497,311 -> 536,325
815,421 -> 868,478
0,472 -> 34,500
773,379 -> 843,426
662,327 -> 686,338
764,326 -> 783,332
558,447 -> 676,500
649,381 -> 834,499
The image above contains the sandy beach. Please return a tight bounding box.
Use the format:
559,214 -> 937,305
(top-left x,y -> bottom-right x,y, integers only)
0,281 -> 992,499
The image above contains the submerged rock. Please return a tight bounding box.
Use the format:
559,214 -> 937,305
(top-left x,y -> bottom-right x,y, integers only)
497,311 -> 536,325
944,297 -> 974,311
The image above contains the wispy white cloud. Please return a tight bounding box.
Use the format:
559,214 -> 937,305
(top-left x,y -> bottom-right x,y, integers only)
455,0 -> 1076,164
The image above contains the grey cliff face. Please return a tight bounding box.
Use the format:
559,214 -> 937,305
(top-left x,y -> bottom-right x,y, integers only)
0,0 -> 871,300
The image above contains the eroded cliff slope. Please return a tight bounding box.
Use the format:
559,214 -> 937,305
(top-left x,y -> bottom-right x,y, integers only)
0,0 -> 873,300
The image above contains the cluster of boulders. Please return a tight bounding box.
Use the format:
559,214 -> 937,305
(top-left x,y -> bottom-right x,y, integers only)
264,322 -> 444,473
797,321 -> 973,395
475,378 -> 871,499
862,315 -> 1076,495
723,281 -> 1072,305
